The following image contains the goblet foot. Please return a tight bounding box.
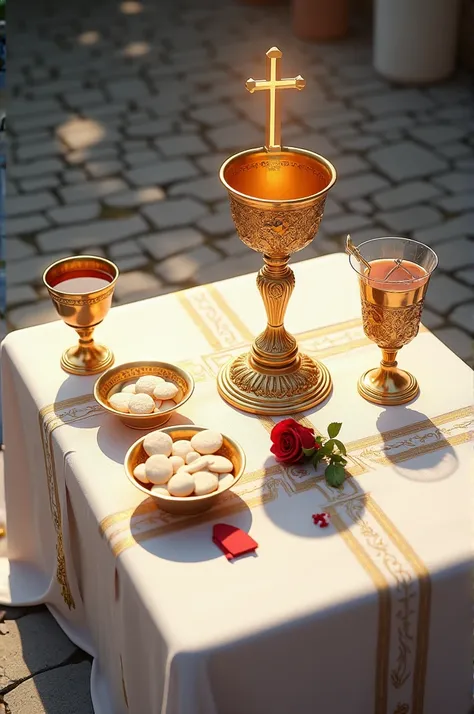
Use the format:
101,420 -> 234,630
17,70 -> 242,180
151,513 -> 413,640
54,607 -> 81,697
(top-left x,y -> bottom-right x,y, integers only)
61,342 -> 114,376
358,366 -> 419,406
217,351 -> 332,415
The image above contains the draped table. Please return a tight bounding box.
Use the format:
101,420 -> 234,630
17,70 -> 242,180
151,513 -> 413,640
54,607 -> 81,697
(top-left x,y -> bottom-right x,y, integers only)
1,253 -> 472,714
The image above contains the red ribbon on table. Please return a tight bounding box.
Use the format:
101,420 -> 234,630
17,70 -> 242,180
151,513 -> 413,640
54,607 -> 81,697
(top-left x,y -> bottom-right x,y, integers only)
213,524 -> 258,560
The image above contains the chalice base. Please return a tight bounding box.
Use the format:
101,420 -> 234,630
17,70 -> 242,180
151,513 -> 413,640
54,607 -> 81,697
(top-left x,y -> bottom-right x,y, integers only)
358,366 -> 419,406
217,351 -> 332,416
61,342 -> 114,376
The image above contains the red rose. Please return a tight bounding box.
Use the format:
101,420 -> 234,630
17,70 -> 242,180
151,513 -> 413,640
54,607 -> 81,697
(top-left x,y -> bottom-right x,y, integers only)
270,418 -> 316,464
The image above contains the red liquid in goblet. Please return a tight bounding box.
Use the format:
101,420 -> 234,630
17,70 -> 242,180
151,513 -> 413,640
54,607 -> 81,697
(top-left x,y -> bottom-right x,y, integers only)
365,259 -> 429,291
52,269 -> 112,294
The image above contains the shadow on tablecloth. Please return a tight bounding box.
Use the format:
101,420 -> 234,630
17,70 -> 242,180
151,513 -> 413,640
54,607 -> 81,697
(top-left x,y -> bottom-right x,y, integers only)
128,493 -> 253,563
376,407 -> 458,483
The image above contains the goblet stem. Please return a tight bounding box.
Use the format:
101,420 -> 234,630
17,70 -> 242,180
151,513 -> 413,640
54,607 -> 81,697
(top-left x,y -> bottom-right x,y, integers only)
251,255 -> 298,371
76,325 -> 96,348
381,349 -> 398,367
358,347 -> 419,406
61,324 -> 114,376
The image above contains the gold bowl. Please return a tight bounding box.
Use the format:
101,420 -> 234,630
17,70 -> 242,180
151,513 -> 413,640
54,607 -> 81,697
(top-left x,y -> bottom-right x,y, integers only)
94,361 -> 194,430
124,425 -> 246,515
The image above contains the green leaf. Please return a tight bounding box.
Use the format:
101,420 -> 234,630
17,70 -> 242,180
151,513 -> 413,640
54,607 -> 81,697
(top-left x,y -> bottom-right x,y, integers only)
312,450 -> 325,468
324,439 -> 335,453
330,454 -> 344,463
327,422 -> 342,439
325,463 -> 346,488
316,443 -> 332,458
332,438 -> 347,455
303,447 -> 316,458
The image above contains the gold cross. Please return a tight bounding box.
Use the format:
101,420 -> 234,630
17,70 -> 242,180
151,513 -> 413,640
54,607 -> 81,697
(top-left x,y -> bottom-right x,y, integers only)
246,47 -> 305,153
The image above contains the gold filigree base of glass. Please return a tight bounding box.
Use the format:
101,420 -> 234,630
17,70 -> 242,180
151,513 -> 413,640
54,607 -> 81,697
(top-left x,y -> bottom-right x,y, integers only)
358,349 -> 419,406
217,146 -> 336,416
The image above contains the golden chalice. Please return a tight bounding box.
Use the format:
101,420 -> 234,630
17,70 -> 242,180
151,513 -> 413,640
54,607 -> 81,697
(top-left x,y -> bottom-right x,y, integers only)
43,255 -> 119,376
347,236 -> 438,405
217,48 -> 336,416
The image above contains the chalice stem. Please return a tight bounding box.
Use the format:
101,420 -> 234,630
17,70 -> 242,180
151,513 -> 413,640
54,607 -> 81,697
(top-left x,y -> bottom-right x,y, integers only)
381,349 -> 398,368
65,324 -> 112,372
251,255 -> 298,371
76,325 -> 96,348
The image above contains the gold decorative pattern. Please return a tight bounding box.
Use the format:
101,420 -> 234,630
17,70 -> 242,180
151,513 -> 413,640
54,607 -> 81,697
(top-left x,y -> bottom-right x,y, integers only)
366,497 -> 431,714
99,365 -> 188,395
345,498 -> 412,710
39,396 -> 105,608
361,300 -> 424,350
229,352 -> 320,396
228,192 -> 326,256
49,286 -> 115,307
328,503 -> 391,714
205,284 -> 254,344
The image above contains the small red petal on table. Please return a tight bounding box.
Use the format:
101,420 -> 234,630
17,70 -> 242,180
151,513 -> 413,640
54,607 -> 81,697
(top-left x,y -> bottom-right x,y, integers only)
312,512 -> 330,528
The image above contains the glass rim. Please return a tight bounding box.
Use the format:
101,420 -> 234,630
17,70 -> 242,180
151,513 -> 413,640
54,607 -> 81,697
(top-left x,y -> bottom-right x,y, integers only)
42,254 -> 119,294
348,236 -> 439,284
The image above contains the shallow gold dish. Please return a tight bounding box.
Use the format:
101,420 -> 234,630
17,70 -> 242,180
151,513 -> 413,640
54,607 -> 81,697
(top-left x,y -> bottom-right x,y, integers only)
124,425 -> 246,515
94,361 -> 194,430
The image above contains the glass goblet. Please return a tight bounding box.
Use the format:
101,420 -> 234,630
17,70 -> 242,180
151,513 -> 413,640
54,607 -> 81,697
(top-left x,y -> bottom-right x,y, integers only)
43,255 -> 119,376
349,237 -> 438,405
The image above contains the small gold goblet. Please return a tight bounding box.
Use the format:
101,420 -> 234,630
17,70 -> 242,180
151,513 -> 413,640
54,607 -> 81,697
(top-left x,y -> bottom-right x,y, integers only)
348,237 -> 438,405
43,255 -> 119,376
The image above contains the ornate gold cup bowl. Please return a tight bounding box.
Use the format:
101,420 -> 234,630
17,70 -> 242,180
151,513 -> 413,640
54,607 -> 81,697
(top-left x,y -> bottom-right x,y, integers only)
348,237 -> 438,406
216,48 -> 336,415
43,255 -> 119,376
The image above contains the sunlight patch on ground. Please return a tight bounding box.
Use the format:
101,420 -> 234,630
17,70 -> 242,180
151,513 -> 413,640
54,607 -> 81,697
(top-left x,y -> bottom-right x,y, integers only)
120,1 -> 144,15
77,30 -> 101,46
123,41 -> 151,58
56,118 -> 106,150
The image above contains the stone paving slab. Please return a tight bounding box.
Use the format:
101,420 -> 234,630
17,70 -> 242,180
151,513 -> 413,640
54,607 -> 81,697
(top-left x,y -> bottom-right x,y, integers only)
0,612 -> 77,689
4,662 -> 93,714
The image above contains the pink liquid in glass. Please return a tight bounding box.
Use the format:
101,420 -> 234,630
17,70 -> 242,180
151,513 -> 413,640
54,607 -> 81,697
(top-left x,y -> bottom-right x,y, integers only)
366,259 -> 429,291
53,270 -> 112,294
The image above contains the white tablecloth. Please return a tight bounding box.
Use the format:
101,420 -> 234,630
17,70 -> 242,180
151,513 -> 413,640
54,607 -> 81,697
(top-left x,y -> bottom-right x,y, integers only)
1,254 -> 472,714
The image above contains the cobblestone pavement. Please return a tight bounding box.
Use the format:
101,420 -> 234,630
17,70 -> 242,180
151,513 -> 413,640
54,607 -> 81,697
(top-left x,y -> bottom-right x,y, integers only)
6,0 -> 474,366
3,1 -> 474,712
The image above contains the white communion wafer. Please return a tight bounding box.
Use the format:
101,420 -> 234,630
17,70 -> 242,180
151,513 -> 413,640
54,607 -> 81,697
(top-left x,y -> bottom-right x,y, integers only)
145,454 -> 173,485
205,455 -> 233,474
153,381 -> 179,400
185,451 -> 201,465
122,383 -> 136,394
167,471 -> 195,497
193,471 -> 218,496
183,455 -> 211,474
150,484 -> 169,497
159,399 -> 176,412
218,473 -> 235,490
143,430 -> 173,457
129,393 -> 155,415
109,392 -> 131,413
169,455 -> 185,473
133,462 -> 149,484
135,375 -> 163,395
172,439 -> 194,459
190,430 -> 223,455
